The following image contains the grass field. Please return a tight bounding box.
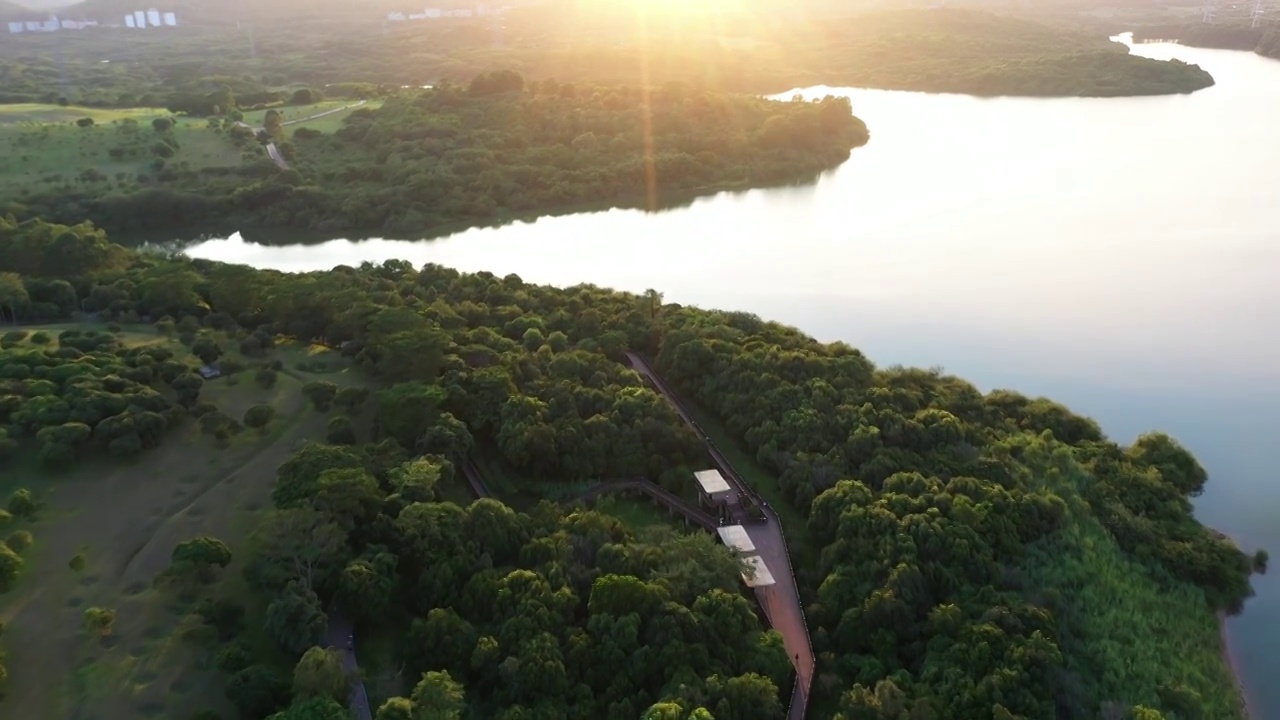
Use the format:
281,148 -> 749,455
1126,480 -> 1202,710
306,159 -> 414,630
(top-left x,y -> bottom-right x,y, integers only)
0,324 -> 373,720
0,104 -> 246,199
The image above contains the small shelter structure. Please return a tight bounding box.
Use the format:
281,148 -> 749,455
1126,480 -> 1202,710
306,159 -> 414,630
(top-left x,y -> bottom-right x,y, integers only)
740,555 -> 776,588
694,468 -> 733,510
716,525 -> 757,555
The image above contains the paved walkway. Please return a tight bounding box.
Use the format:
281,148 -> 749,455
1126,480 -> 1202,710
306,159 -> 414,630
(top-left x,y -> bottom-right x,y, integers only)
624,352 -> 815,719
324,614 -> 373,720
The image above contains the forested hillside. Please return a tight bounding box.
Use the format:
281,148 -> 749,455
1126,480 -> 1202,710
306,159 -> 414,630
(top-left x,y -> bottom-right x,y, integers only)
9,77 -> 867,234
0,216 -> 1265,719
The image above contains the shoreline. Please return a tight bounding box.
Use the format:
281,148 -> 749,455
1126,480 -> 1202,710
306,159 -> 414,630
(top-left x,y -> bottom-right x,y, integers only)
1219,612 -> 1253,719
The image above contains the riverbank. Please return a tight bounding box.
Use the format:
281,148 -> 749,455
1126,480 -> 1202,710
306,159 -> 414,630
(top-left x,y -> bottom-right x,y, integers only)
1221,613 -> 1254,719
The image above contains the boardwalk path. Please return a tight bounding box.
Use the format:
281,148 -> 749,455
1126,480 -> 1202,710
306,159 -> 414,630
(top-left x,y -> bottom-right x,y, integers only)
569,478 -> 718,530
625,352 -> 815,720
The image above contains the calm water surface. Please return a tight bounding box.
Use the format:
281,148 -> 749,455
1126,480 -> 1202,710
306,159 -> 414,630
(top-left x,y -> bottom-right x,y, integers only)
184,39 -> 1280,714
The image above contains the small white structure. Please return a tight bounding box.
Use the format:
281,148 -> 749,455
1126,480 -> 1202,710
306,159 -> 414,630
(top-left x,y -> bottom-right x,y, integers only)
694,469 -> 731,495
741,556 -> 776,588
125,14 -> 136,27
717,525 -> 757,554
41,18 -> 59,31
24,20 -> 41,31
147,9 -> 161,26
163,12 -> 177,26
424,7 -> 443,17
387,11 -> 406,21
133,11 -> 147,28
7,21 -> 23,33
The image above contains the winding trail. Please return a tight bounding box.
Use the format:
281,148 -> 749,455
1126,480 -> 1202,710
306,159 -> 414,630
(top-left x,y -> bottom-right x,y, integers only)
625,351 -> 815,720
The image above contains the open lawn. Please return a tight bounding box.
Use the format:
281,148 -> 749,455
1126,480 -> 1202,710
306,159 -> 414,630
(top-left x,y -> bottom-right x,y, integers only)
0,325 -> 373,720
0,104 -> 245,199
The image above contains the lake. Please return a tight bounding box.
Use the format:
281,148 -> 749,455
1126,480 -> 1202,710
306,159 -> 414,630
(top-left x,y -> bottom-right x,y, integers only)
182,37 -> 1280,715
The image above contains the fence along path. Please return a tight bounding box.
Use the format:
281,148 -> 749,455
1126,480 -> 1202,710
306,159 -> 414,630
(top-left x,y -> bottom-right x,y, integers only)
624,352 -> 815,720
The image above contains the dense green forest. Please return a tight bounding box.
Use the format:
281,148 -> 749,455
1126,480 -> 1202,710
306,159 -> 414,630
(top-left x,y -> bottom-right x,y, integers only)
0,216 -> 1265,719
0,6 -> 1214,106
1132,22 -> 1280,60
6,76 -> 867,234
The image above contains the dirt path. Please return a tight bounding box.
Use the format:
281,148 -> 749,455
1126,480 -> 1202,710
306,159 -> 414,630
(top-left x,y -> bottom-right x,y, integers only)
0,381 -> 319,719
624,352 -> 816,718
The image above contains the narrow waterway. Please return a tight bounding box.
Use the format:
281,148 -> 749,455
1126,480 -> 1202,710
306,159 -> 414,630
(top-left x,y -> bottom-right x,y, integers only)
181,38 -> 1280,715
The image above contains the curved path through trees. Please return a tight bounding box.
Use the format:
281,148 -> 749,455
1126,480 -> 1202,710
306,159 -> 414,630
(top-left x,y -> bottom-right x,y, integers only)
324,615 -> 374,720
625,352 -> 815,720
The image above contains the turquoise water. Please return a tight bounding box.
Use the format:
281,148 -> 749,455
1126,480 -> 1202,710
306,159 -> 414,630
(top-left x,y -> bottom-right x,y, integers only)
182,39 -> 1280,715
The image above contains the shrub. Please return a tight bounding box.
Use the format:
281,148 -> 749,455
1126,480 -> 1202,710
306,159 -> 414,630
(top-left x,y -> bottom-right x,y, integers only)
191,403 -> 218,418
106,323 -> 123,334
302,381 -> 338,411
68,553 -> 86,571
243,405 -> 276,429
30,331 -> 51,345
326,416 -> 356,445
0,331 -> 28,348
5,531 -> 32,553
255,368 -> 278,389
7,489 -> 36,519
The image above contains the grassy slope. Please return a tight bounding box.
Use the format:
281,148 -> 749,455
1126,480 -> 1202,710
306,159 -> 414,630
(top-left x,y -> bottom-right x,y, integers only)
0,327 -> 372,720
1021,444 -> 1243,718
0,105 -> 243,198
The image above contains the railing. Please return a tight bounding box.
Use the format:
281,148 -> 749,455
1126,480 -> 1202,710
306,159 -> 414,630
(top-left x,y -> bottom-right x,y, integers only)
628,353 -> 816,719
566,477 -> 719,531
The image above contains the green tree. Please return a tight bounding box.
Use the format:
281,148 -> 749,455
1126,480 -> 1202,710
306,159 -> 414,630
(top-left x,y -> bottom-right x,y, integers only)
265,580 -> 327,657
376,697 -> 414,720
226,665 -> 292,719
292,646 -> 350,703
245,404 -> 277,429
0,544 -> 23,591
168,536 -> 232,583
409,670 -> 465,720
0,273 -> 27,324
7,489 -> 35,518
303,381 -> 338,412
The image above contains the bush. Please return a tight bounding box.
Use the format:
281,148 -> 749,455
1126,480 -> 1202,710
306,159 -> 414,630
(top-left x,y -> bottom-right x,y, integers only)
6,531 -> 32,553
106,323 -> 123,334
191,403 -> 219,418
155,318 -> 175,336
0,331 -> 28,348
255,368 -> 278,389
302,381 -> 338,411
30,331 -> 51,345
69,553 -> 86,571
109,434 -> 144,458
326,416 -> 356,445
335,387 -> 370,414
243,405 -> 276,429
7,489 -> 36,519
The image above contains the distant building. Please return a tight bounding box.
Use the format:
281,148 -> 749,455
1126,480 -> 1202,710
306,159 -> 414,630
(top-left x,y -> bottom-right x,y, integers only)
133,11 -> 147,28
147,9 -> 161,26
424,7 -> 443,17
387,11 -> 406,20
24,20 -> 41,31
7,21 -> 23,33
41,18 -> 59,31
163,12 -> 176,26
125,14 -> 136,27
